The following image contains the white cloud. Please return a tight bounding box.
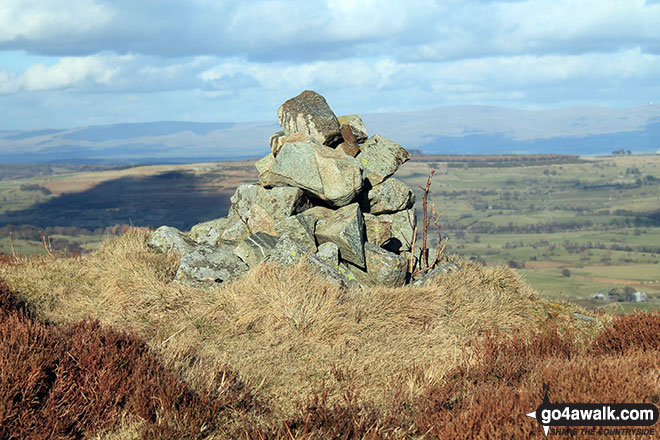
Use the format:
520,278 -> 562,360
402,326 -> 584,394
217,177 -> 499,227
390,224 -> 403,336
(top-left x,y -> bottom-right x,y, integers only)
0,54 -> 131,93
0,0 -> 113,43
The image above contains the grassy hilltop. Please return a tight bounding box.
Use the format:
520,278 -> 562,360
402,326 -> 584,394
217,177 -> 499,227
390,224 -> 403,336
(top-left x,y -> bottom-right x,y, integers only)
1,229 -> 660,438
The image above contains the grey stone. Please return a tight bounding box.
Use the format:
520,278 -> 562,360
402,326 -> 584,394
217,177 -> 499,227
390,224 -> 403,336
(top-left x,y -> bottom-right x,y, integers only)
233,232 -> 279,267
267,235 -> 307,267
388,209 -> 416,253
337,114 -> 368,144
148,226 -> 195,256
315,242 -> 339,266
315,203 -> 366,269
221,184 -> 311,244
189,218 -> 229,245
368,178 -> 415,214
356,135 -> 411,186
175,244 -> 249,284
363,242 -> 407,287
277,90 -> 342,147
257,141 -> 363,207
412,262 -> 462,286
339,262 -> 369,288
363,213 -> 393,246
274,213 -> 318,253
305,254 -> 359,289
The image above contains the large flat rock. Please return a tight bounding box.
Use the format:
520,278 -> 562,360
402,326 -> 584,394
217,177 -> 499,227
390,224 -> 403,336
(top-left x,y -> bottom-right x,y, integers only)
258,141 -> 364,207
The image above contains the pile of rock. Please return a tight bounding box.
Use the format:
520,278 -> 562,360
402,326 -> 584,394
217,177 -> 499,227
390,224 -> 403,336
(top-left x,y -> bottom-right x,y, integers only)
149,90 -> 426,288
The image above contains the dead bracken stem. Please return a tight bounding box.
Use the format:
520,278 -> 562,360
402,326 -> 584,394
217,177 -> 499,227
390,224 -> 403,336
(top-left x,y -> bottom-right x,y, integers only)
407,168 -> 447,278
39,231 -> 54,257
9,232 -> 16,259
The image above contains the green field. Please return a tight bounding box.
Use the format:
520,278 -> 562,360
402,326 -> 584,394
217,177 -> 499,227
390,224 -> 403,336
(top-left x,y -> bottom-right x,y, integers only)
1,154 -> 659,312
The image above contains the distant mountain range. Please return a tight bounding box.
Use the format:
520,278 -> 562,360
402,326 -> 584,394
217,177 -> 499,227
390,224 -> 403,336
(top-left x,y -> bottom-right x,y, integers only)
1,105 -> 659,163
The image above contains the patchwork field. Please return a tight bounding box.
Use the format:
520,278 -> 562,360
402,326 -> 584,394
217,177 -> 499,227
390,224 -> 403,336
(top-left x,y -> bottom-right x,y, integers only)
1,153 -> 658,312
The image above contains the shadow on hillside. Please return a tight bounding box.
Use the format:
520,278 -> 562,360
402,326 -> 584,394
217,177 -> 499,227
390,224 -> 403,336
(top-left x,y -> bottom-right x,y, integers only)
0,171 -> 237,231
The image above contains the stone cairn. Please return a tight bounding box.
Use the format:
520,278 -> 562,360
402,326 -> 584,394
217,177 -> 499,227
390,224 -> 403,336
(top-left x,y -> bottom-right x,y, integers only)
149,90 -> 456,288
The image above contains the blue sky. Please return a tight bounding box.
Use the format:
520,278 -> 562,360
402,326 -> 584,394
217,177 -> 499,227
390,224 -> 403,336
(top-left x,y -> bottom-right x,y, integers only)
1,0 -> 659,130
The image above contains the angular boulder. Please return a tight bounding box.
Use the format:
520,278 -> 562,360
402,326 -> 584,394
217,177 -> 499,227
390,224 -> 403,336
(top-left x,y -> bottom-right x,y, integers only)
337,114 -> 368,144
274,213 -> 318,253
175,244 -> 249,284
336,124 -> 360,157
363,242 -> 408,287
233,232 -> 278,268
305,254 -> 359,289
267,235 -> 306,267
257,141 -> 363,207
148,226 -> 195,256
315,242 -> 339,267
363,213 -> 393,247
356,135 -> 411,186
413,262 -> 462,286
189,218 -> 229,245
368,178 -> 415,214
277,90 -> 342,147
315,203 -> 366,268
221,184 -> 311,244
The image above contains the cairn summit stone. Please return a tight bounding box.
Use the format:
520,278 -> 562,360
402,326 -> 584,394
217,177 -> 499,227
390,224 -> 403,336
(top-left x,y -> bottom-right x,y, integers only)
277,90 -> 342,147
258,141 -> 363,207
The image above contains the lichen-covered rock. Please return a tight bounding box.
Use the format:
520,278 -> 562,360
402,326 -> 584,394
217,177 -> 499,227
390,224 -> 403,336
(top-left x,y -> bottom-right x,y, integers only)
175,244 -> 248,284
337,114 -> 368,144
277,90 -> 342,147
189,218 -> 229,245
267,235 -> 306,267
315,203 -> 366,268
315,242 -> 339,267
257,141 -> 363,207
356,135 -> 411,186
388,208 -> 415,253
305,254 -> 358,289
412,262 -> 462,286
363,213 -> 393,247
363,242 -> 407,287
368,178 -> 415,214
233,232 -> 279,267
148,226 -> 195,256
274,213 -> 318,253
221,184 -> 311,244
